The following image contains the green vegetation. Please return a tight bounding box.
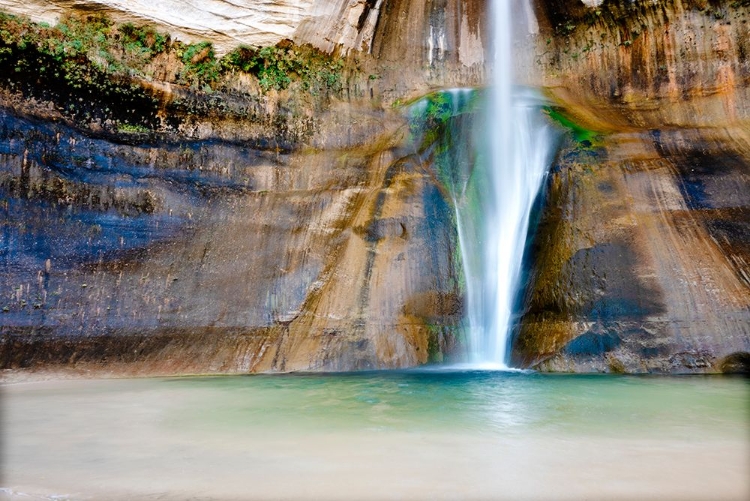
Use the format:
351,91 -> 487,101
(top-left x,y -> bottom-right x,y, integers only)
0,11 -> 347,132
426,325 -> 444,363
543,107 -> 602,147
117,123 -> 150,134
0,11 -> 344,92
119,22 -> 168,57
0,12 -> 161,131
222,43 -> 344,94
407,90 -> 481,150
178,41 -> 221,89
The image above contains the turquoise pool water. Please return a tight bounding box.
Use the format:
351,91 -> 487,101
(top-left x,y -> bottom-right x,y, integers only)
2,371 -> 749,500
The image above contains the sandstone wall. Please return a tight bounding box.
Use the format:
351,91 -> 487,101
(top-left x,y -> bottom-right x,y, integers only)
531,0 -> 750,128
0,102 -> 463,374
512,0 -> 750,373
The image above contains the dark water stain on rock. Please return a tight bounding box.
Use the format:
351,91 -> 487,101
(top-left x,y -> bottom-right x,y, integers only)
566,241 -> 666,320
651,129 -> 750,291
564,329 -> 622,356
719,351 -> 750,374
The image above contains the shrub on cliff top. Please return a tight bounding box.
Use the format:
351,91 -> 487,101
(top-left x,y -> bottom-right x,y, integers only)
0,11 -> 345,95
0,12 -> 164,77
0,12 -> 161,130
177,41 -> 221,89
222,41 -> 343,94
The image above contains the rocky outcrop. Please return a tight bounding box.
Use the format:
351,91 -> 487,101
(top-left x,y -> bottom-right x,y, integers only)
0,0 -> 315,54
530,0 -> 750,128
513,125 -> 750,373
511,0 -> 750,373
0,96 -> 463,374
0,1 -> 485,376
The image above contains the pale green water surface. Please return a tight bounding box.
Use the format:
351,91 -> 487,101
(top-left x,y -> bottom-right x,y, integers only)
2,372 -> 749,500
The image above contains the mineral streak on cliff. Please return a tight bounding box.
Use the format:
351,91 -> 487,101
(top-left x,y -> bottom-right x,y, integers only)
512,0 -> 750,373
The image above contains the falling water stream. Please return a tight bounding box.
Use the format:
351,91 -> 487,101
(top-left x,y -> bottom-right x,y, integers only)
459,0 -> 558,366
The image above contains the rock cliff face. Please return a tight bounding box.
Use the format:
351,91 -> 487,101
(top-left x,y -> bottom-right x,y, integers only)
512,124 -> 750,373
0,0 -> 314,54
1,0 -> 749,376
0,104 -> 462,374
0,2 -> 474,375
512,0 -> 750,373
532,0 -> 750,128
0,0 -> 489,98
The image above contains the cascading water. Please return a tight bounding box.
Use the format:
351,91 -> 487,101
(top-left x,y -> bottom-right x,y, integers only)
407,2 -> 558,368
458,0 -> 558,367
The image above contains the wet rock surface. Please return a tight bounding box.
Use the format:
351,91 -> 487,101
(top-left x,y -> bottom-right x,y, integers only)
509,0 -> 750,373
0,100 -> 463,374
532,0 -> 750,128
513,125 -> 750,373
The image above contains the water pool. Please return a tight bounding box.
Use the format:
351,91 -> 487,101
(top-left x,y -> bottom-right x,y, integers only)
2,371 -> 748,500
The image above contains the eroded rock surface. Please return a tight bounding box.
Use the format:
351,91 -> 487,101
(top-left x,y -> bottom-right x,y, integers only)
513,126 -> 750,372
532,0 -> 750,128
509,0 -> 750,373
0,103 -> 462,374
0,0 -> 315,54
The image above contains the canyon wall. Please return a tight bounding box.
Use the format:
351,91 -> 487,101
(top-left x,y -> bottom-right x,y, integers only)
0,0 -> 478,374
0,0 -> 749,376
512,0 -> 750,373
532,0 -> 750,128
0,105 -> 462,374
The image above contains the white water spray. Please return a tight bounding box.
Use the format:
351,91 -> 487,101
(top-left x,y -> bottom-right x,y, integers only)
459,0 -> 557,367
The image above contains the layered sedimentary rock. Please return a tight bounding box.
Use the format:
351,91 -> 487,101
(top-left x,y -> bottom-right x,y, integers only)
0,102 -> 462,374
0,0 -> 314,54
513,125 -> 750,373
512,0 -> 750,373
532,0 -> 750,128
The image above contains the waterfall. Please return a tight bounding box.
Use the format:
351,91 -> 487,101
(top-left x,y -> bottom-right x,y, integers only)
459,0 -> 557,367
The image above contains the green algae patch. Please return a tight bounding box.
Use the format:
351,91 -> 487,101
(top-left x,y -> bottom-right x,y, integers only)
405,89 -> 483,151
544,106 -> 603,147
